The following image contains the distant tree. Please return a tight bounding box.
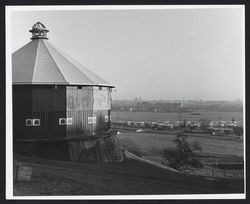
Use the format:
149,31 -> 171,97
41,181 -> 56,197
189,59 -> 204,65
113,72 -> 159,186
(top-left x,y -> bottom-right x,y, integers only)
199,119 -> 211,130
162,134 -> 203,170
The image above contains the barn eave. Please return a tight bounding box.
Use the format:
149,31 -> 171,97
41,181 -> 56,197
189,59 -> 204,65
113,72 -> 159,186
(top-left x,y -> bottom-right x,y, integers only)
12,82 -> 115,88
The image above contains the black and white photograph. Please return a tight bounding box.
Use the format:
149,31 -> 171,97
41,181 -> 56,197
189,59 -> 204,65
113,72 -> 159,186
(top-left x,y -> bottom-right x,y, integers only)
5,5 -> 245,199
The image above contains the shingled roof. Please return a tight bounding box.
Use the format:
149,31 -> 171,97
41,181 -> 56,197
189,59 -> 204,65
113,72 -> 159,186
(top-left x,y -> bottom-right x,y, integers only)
12,22 -> 114,87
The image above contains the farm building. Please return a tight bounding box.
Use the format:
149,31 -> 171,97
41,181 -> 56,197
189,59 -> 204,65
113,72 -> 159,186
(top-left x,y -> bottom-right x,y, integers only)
13,22 -> 122,162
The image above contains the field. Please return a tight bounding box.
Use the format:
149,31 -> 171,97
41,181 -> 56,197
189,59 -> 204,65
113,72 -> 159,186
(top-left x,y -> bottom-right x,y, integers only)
118,131 -> 243,154
111,111 -> 243,122
117,131 -> 243,160
117,131 -> 244,179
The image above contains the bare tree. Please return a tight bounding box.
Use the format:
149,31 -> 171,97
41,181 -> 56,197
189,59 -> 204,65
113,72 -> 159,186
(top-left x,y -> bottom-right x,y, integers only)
162,134 -> 203,170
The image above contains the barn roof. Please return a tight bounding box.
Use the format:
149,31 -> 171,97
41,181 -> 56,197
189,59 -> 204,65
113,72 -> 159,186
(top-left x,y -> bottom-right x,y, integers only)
12,22 -> 114,87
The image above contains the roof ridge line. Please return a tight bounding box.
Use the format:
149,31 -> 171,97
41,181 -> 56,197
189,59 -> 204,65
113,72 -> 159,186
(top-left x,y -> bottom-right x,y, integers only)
41,40 -> 68,83
31,40 -> 40,82
47,41 -> 95,84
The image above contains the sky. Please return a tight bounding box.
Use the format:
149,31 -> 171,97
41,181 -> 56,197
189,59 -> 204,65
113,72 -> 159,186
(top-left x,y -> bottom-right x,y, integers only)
9,6 -> 244,101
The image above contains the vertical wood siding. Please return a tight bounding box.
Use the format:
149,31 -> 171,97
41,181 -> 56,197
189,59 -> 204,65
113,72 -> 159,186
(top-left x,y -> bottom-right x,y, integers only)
13,85 -> 66,140
14,85 -> 112,140
66,86 -> 111,138
31,85 -> 66,139
66,86 -> 94,138
13,86 -> 33,140
13,85 -> 114,162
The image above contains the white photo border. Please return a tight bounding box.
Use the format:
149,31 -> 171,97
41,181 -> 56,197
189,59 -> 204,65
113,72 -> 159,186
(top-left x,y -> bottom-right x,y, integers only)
5,5 -> 246,200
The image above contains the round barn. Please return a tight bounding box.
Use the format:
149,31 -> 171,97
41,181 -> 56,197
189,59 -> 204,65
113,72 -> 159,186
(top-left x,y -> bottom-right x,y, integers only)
13,22 -> 121,162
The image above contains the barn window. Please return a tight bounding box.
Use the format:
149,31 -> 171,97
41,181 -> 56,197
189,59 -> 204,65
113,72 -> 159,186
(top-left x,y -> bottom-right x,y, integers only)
99,86 -> 102,90
59,118 -> 72,125
88,117 -> 96,124
105,115 -> 109,122
77,86 -> 82,89
59,118 -> 66,125
25,119 -> 33,126
33,119 -> 40,126
67,118 -> 73,125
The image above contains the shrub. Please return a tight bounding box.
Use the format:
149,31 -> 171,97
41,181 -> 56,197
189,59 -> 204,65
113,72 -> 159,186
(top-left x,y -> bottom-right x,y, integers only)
162,134 -> 203,170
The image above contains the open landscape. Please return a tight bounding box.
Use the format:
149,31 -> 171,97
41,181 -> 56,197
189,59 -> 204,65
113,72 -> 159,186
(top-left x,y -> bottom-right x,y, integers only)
113,110 -> 244,181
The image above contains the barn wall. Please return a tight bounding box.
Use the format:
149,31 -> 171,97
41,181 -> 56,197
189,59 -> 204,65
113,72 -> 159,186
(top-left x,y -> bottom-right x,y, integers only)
13,85 -> 112,140
13,85 -> 66,140
66,86 -> 112,138
93,87 -> 111,110
13,84 -> 115,163
66,86 -> 94,138
93,87 -> 112,134
13,85 -> 33,140
31,85 -> 66,139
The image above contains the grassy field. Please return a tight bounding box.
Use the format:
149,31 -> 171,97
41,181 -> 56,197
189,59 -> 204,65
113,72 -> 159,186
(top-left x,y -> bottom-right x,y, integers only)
117,131 -> 243,158
112,111 -> 243,122
116,130 -> 244,179
14,154 -> 243,195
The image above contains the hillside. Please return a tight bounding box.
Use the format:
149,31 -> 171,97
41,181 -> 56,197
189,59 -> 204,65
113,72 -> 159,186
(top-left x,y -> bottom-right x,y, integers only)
14,154 -> 243,196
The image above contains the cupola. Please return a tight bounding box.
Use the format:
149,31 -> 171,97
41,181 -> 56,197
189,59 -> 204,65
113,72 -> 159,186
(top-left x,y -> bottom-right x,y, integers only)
29,22 -> 49,40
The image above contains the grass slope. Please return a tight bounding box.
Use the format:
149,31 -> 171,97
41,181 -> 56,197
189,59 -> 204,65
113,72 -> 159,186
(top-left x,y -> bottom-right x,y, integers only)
14,154 -> 243,196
